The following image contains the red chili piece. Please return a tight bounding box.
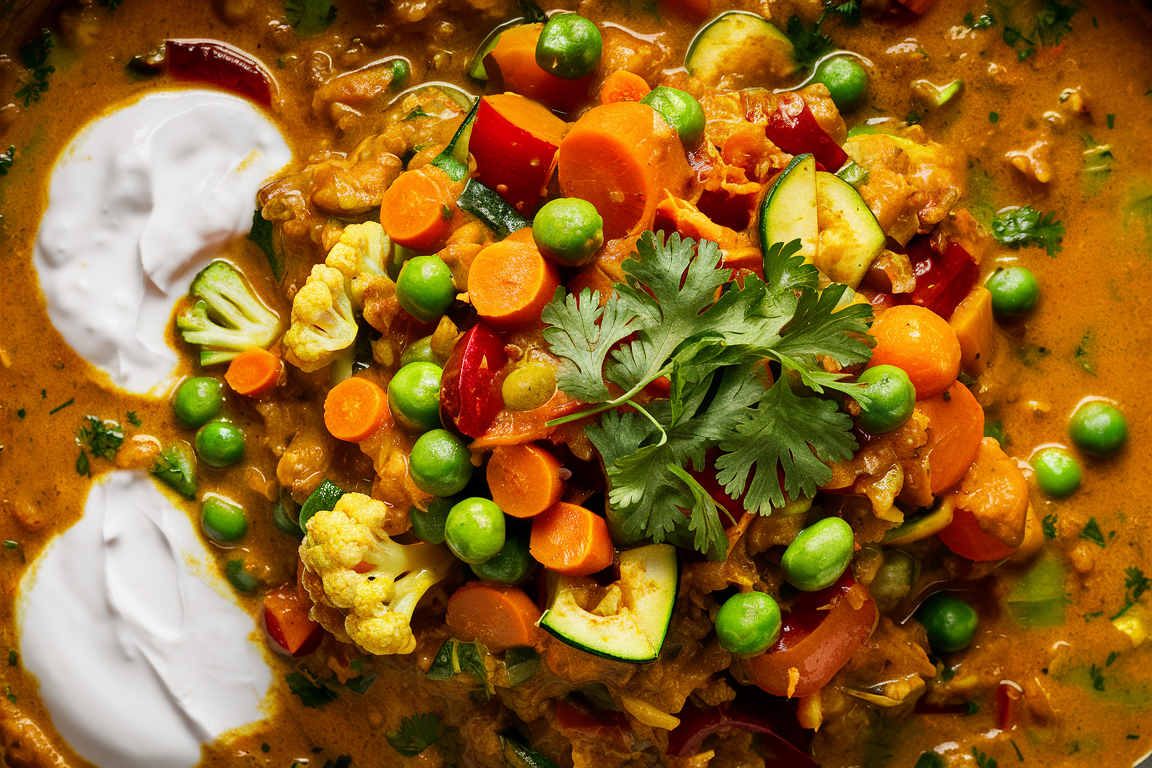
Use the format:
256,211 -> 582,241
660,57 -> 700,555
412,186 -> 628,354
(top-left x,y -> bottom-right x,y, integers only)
439,322 -> 508,438
892,237 -> 978,319
667,688 -> 815,766
756,93 -> 849,172
166,39 -> 274,107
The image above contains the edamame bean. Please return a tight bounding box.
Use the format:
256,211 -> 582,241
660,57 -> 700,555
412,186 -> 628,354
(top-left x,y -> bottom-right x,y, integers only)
714,591 -> 782,655
781,517 -> 855,591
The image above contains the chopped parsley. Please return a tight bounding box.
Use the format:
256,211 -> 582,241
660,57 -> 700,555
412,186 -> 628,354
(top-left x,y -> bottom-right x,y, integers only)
824,0 -> 861,25
126,411 -> 142,427
1082,611 -> 1103,622
7,650 -> 16,666
1106,650 -> 1120,666
1079,517 -> 1106,547
992,206 -> 1065,257
906,110 -> 922,125
1042,514 -> 1058,539
1088,663 -> 1106,691
76,450 -> 90,476
542,234 -> 871,557
284,0 -> 336,36
1033,0 -> 1083,46
989,111 -> 1000,123
386,713 -> 443,757
248,209 -> 282,281
784,15 -> 835,71
973,747 -> 998,768
1074,329 -> 1097,375
48,397 -> 74,415
0,146 -> 14,176
1112,567 -> 1150,620
964,11 -> 996,29
16,28 -> 54,107
4,685 -> 14,704
15,408 -> 25,419
404,106 -> 431,121
285,671 -> 338,709
77,416 -> 124,461
2,541 -> 17,550
1107,113 -> 1115,129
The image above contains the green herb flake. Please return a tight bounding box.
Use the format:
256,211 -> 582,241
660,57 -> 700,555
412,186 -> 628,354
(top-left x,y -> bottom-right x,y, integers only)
906,110 -> 922,125
989,111 -> 1000,123
1082,611 -> 1103,622
2,541 -> 17,550
1127,734 -> 1139,740
1112,567 -> 1151,620
1017,47 -> 1036,61
98,0 -> 123,9
248,209 -> 283,281
440,204 -> 453,220
992,206 -> 1065,256
1042,514 -> 1058,539
1074,329 -> 1098,375
261,744 -> 271,753
973,747 -> 998,768
1079,518 -> 1106,547
1107,114 -> 1115,129
16,408 -> 25,419
1014,343 -> 1051,366
1033,0 -> 1083,46
824,0 -> 861,25
965,701 -> 981,715
284,0 -> 336,36
964,11 -> 995,29
127,411 -> 142,427
7,650 -> 16,667
404,106 -> 430,121
1088,663 -> 1106,691
386,712 -> 443,757
4,685 -> 15,704
285,671 -> 339,709
1011,740 -> 1024,762
76,449 -> 90,477
77,415 -> 124,461
49,398 -> 75,415
0,146 -> 15,176
784,15 -> 835,70
1106,650 -> 1120,666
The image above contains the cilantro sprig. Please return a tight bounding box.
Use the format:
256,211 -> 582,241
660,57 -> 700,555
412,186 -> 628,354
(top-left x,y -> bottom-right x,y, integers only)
991,206 -> 1065,257
386,713 -> 443,757
542,232 -> 873,557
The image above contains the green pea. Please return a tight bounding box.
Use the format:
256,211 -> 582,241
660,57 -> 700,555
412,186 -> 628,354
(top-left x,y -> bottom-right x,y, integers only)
389,59 -> 411,91
870,549 -> 918,614
535,13 -> 602,79
445,497 -> 506,564
501,364 -> 557,412
714,591 -> 782,655
916,593 -> 978,652
813,56 -> 870,111
410,496 -> 458,545
986,266 -> 1040,318
781,517 -> 855,591
397,255 -> 456,324
388,362 -> 444,433
173,377 -> 224,427
856,365 -> 916,434
400,336 -> 441,367
470,529 -> 535,584
194,421 -> 245,468
532,198 -> 605,266
1068,400 -> 1127,456
640,86 -> 706,146
201,496 -> 248,543
410,429 -> 473,497
1030,446 -> 1081,498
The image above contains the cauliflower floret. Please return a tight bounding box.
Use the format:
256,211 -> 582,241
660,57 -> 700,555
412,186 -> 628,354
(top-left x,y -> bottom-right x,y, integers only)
324,221 -> 397,306
283,264 -> 358,373
299,493 -> 455,655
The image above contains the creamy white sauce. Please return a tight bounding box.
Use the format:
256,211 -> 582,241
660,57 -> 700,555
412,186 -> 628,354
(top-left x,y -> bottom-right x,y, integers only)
33,89 -> 292,395
18,471 -> 273,768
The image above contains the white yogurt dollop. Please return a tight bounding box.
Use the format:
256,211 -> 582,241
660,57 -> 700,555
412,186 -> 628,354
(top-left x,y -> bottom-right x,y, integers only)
33,89 -> 292,394
18,471 -> 273,768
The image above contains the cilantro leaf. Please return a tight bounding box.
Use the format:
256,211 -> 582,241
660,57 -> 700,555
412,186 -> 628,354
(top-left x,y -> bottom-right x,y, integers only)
284,0 -> 335,36
1042,513 -> 1058,539
964,11 -> 995,29
785,15 -> 835,71
824,0 -> 861,25
285,671 -> 338,709
386,712 -> 443,757
1033,0 -> 1082,46
77,416 -> 124,461
1111,567 -> 1150,621
991,206 -> 1065,257
19,28 -> 52,69
541,287 -> 638,404
715,377 -> 858,513
1079,517 -> 1105,548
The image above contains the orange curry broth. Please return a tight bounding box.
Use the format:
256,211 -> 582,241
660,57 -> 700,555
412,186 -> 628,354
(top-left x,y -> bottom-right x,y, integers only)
0,0 -> 1148,767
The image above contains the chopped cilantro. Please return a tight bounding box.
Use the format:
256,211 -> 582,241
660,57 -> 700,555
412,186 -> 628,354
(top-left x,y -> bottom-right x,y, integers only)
989,111 -> 1000,123
543,234 -> 871,557
386,713 -> 443,757
965,701 -> 981,715
1088,663 -> 1106,691
1106,650 -> 1119,666
992,206 -> 1065,256
1042,513 -> 1058,539
76,450 -> 90,477
0,146 -> 14,176
2,541 -> 17,550
1017,46 -> 1036,61
284,0 -> 336,36
906,110 -> 922,125
248,209 -> 282,281
77,416 -> 124,460
964,11 -> 996,29
4,685 -> 14,704
7,650 -> 16,666
261,743 -> 271,753
824,0 -> 861,25
405,106 -> 430,121
15,29 -> 54,107
1107,113 -> 1115,129
973,747 -> 998,768
48,397 -> 74,415
1014,342 -> 1051,366
126,411 -> 142,427
1112,567 -> 1150,620
1079,518 -> 1106,547
15,409 -> 25,419
1033,0 -> 1083,46
285,671 -> 338,709
1082,611 -> 1103,622
784,15 -> 835,70
1074,329 -> 1097,374
1002,26 -> 1034,48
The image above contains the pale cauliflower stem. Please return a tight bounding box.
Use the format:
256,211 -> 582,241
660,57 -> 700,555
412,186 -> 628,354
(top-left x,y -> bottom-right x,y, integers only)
299,493 -> 456,655
283,264 -> 357,372
324,221 -> 396,306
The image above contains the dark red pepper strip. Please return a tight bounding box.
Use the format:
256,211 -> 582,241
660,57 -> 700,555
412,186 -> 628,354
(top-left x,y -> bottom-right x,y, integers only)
667,687 -> 815,766
439,322 -> 508,438
889,237 -> 978,319
166,39 -> 274,107
760,93 -> 849,172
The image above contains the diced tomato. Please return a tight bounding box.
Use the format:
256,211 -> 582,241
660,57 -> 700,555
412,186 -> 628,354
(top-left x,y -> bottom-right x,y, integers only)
165,39 -> 274,106
264,584 -> 324,657
754,93 -> 848,172
891,238 -> 978,320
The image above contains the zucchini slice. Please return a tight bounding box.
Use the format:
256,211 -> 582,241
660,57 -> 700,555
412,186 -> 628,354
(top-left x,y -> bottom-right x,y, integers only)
685,11 -> 797,89
759,153 -> 818,264
814,170 -> 885,288
538,544 -> 679,663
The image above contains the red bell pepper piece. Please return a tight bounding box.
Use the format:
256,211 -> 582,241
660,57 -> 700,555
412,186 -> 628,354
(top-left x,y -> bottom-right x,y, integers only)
758,93 -> 848,172
166,39 -> 274,107
554,698 -> 632,752
470,94 -> 568,215
891,238 -> 978,319
440,322 -> 508,437
263,584 -> 324,657
667,689 -> 815,766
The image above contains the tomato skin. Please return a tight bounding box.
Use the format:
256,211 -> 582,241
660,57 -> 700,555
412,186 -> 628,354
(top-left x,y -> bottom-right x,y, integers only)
745,573 -> 878,698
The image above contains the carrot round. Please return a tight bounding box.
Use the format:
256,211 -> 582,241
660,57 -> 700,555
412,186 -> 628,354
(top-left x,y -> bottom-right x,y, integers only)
323,376 -> 390,442
487,443 -> 566,518
530,502 -> 613,576
446,581 -> 543,651
225,347 -> 282,398
557,101 -> 692,240
485,24 -> 594,113
867,304 -> 961,399
916,382 -> 984,495
379,165 -> 459,252
467,240 -> 560,330
601,70 -> 651,105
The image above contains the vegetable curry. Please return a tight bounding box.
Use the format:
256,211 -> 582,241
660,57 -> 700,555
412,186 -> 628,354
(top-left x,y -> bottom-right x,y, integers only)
0,0 -> 1148,767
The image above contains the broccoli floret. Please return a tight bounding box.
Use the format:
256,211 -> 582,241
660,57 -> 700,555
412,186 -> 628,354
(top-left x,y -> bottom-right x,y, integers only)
324,221 -> 396,307
282,264 -> 359,373
176,260 -> 284,366
299,493 -> 455,655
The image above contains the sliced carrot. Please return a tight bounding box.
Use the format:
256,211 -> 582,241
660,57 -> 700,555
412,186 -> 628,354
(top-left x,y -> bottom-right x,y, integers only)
264,584 -> 324,656
600,70 -> 651,105
467,240 -> 560,330
558,101 -> 693,240
225,347 -> 282,397
487,443 -> 566,518
916,382 -> 984,495
948,286 -> 994,378
446,581 -> 543,651
868,304 -> 961,399
530,501 -> 613,576
323,376 -> 390,443
485,24 -> 594,113
938,438 -> 1028,561
379,165 -> 460,252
